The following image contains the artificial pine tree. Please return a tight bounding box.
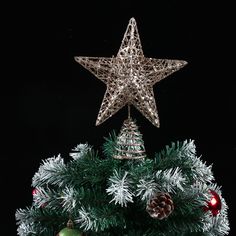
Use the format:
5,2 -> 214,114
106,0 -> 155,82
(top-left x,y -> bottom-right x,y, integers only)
15,18 -> 230,235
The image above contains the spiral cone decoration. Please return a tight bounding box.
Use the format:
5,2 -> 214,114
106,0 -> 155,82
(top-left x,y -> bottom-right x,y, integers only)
113,118 -> 146,159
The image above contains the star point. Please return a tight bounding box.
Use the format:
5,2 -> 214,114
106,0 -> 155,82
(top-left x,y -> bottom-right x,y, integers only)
75,18 -> 187,127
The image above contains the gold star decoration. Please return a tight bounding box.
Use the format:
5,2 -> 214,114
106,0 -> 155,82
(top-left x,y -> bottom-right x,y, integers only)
75,18 -> 187,127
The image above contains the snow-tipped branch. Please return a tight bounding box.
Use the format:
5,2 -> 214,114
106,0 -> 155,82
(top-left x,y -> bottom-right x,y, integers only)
156,167 -> 186,193
190,155 -> 214,183
76,206 -> 122,232
32,155 -> 67,187
136,178 -> 158,201
58,186 -> 78,212
69,143 -> 91,160
106,170 -> 134,207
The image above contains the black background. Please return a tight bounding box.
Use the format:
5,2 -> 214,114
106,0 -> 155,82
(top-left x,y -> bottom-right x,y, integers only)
2,1 -> 235,235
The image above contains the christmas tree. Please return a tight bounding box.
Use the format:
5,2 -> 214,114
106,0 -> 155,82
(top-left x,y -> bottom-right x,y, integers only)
15,18 -> 230,236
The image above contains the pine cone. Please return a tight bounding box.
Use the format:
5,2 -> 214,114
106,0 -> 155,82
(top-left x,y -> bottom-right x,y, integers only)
146,192 -> 174,220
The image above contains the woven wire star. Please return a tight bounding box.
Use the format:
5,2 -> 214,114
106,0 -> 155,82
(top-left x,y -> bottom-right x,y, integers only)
75,18 -> 187,127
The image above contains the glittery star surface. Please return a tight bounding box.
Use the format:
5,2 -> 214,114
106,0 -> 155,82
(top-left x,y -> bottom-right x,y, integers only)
75,18 -> 187,127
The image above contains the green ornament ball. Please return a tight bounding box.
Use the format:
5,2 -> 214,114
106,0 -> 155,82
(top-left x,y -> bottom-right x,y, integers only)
57,227 -> 82,236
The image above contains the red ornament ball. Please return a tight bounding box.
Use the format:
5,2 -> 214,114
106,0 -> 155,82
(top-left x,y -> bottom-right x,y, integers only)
32,188 -> 47,208
205,190 -> 222,216
32,188 -> 38,195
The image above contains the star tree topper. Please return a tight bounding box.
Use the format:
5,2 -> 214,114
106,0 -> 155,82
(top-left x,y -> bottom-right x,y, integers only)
75,18 -> 187,127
